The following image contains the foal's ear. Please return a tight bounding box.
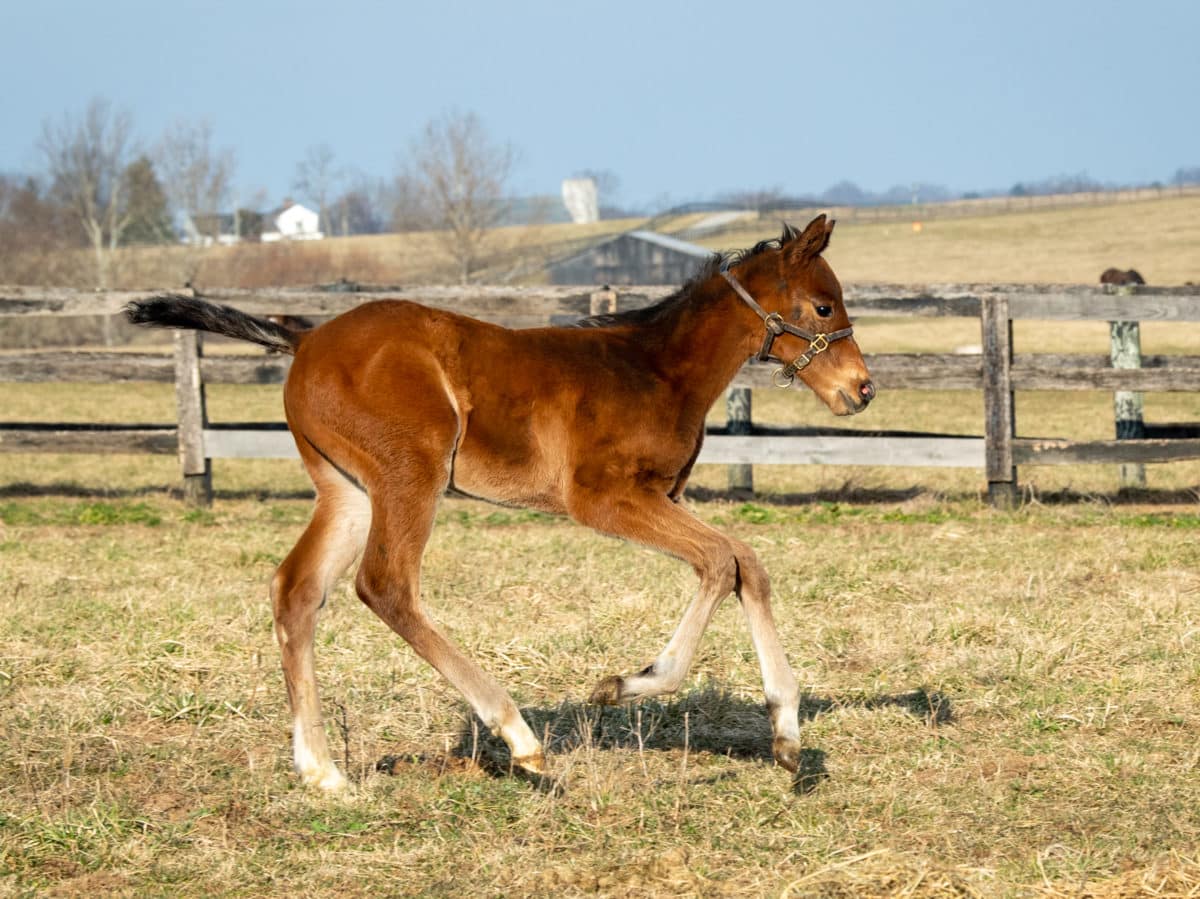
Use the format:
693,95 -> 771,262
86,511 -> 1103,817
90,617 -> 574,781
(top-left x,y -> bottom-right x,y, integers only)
784,214 -> 835,262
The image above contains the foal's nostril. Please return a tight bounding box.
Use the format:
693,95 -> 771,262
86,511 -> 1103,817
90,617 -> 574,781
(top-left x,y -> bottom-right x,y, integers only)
859,380 -> 876,402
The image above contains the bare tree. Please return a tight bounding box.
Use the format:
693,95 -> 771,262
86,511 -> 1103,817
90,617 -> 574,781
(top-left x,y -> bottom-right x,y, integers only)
39,97 -> 137,290
720,185 -> 789,212
388,171 -> 435,233
155,120 -> 234,245
293,144 -> 340,236
1172,166 -> 1200,188
573,168 -> 622,216
0,173 -> 77,253
0,173 -> 86,285
330,174 -> 388,236
405,111 -> 516,282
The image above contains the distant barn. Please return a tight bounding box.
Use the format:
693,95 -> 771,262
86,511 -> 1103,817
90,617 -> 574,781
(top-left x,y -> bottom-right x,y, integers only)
547,230 -> 713,286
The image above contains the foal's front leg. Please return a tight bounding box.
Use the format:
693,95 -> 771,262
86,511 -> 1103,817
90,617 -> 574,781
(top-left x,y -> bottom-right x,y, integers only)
727,539 -> 803,772
571,489 -> 803,772
587,566 -> 732,705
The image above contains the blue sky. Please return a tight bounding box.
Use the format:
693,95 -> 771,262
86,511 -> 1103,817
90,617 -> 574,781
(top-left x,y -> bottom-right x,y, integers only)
2,0 -> 1197,209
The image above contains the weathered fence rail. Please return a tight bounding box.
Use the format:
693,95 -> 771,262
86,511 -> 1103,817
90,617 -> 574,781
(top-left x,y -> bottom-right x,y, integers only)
3,283 -> 1200,506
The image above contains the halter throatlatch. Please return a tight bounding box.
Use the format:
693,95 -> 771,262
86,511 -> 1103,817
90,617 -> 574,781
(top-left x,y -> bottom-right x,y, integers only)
720,267 -> 855,388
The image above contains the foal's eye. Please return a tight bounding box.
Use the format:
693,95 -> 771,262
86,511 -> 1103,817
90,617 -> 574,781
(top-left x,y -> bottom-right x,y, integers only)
815,305 -> 833,318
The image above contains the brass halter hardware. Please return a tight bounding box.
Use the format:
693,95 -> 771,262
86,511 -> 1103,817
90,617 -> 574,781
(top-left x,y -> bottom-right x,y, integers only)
720,267 -> 853,388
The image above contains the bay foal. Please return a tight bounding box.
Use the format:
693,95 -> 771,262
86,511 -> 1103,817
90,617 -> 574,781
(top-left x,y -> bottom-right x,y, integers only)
128,215 -> 874,789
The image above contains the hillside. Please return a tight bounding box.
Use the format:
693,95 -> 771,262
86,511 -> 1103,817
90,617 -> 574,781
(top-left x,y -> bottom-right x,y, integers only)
20,192 -> 1200,291
700,193 -> 1200,285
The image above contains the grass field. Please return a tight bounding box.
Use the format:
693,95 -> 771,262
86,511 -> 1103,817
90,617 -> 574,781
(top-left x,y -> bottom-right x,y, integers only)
3,195 -> 1200,896
40,191 -> 1200,292
3,481 -> 1200,896
705,193 -> 1200,286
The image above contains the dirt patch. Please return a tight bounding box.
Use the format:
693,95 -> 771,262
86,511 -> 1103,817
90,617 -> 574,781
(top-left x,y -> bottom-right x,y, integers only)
42,870 -> 137,898
375,751 -> 489,778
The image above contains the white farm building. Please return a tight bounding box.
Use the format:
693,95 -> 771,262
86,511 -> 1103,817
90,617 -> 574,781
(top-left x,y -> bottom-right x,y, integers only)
262,202 -> 324,242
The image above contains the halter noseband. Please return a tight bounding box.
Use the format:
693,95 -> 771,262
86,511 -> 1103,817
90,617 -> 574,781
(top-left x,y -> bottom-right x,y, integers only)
720,267 -> 855,388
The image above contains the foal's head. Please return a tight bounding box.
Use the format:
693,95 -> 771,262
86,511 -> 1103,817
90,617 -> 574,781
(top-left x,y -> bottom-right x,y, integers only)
724,215 -> 874,415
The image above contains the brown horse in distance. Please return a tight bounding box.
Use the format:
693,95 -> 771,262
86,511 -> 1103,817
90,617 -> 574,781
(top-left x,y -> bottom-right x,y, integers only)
127,215 -> 874,790
1100,267 -> 1145,285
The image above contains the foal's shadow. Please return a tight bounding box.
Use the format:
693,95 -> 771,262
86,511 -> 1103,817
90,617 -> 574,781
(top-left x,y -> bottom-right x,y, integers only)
377,686 -> 951,795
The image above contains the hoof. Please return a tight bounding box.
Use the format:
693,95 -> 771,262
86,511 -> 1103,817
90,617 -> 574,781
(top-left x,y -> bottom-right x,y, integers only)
512,750 -> 547,777
301,765 -> 348,793
772,737 -> 801,774
588,675 -> 625,706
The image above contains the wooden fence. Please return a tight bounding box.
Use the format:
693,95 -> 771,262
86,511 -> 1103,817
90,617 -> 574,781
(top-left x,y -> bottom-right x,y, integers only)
3,282 -> 1200,506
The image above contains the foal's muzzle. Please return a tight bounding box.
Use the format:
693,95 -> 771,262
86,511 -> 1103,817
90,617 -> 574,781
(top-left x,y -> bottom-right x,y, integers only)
838,379 -> 876,415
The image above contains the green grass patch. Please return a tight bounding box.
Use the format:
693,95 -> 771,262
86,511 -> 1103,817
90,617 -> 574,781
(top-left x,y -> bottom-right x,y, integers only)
1116,511 -> 1200,529
74,502 -> 162,526
440,507 -> 561,528
0,501 -> 43,526
716,501 -> 967,528
0,499 -> 163,526
182,507 -> 219,526
732,502 -> 781,524
147,691 -> 253,726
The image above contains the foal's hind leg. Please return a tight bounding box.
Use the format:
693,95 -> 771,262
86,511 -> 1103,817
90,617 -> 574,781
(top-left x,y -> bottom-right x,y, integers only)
572,488 -> 802,772
272,457 -> 370,791
355,470 -> 546,775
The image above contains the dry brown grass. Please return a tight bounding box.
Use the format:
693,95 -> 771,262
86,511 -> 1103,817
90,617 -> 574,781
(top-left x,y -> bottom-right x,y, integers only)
705,194 -> 1200,286
103,217 -> 641,291
2,488 -> 1200,896
11,192 -> 1197,295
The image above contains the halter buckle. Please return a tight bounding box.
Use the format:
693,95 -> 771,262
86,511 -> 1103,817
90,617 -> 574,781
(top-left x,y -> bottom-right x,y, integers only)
762,312 -> 786,336
773,334 -> 834,388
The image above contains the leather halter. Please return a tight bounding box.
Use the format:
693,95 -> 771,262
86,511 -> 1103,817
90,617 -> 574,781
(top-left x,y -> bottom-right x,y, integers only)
720,267 -> 855,387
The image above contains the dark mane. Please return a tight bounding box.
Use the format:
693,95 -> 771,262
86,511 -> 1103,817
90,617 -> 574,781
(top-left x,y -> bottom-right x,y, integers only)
573,235 -> 785,329
719,234 -> 787,271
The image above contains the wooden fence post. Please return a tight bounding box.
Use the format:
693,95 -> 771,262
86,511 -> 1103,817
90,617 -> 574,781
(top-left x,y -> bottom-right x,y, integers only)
1110,289 -> 1146,489
726,387 -> 753,493
589,287 -> 617,317
174,330 -> 212,506
981,296 -> 1017,507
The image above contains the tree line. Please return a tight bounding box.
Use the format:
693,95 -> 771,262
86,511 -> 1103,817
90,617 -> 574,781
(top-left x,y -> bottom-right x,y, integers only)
0,97 -> 518,286
720,168 -> 1200,212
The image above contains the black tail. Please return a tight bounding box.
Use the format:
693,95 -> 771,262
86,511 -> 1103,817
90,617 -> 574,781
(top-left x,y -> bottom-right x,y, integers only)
124,294 -> 305,355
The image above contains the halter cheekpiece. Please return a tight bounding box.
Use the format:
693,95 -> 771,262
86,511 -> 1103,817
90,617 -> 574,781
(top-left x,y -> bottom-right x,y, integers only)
720,266 -> 854,387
